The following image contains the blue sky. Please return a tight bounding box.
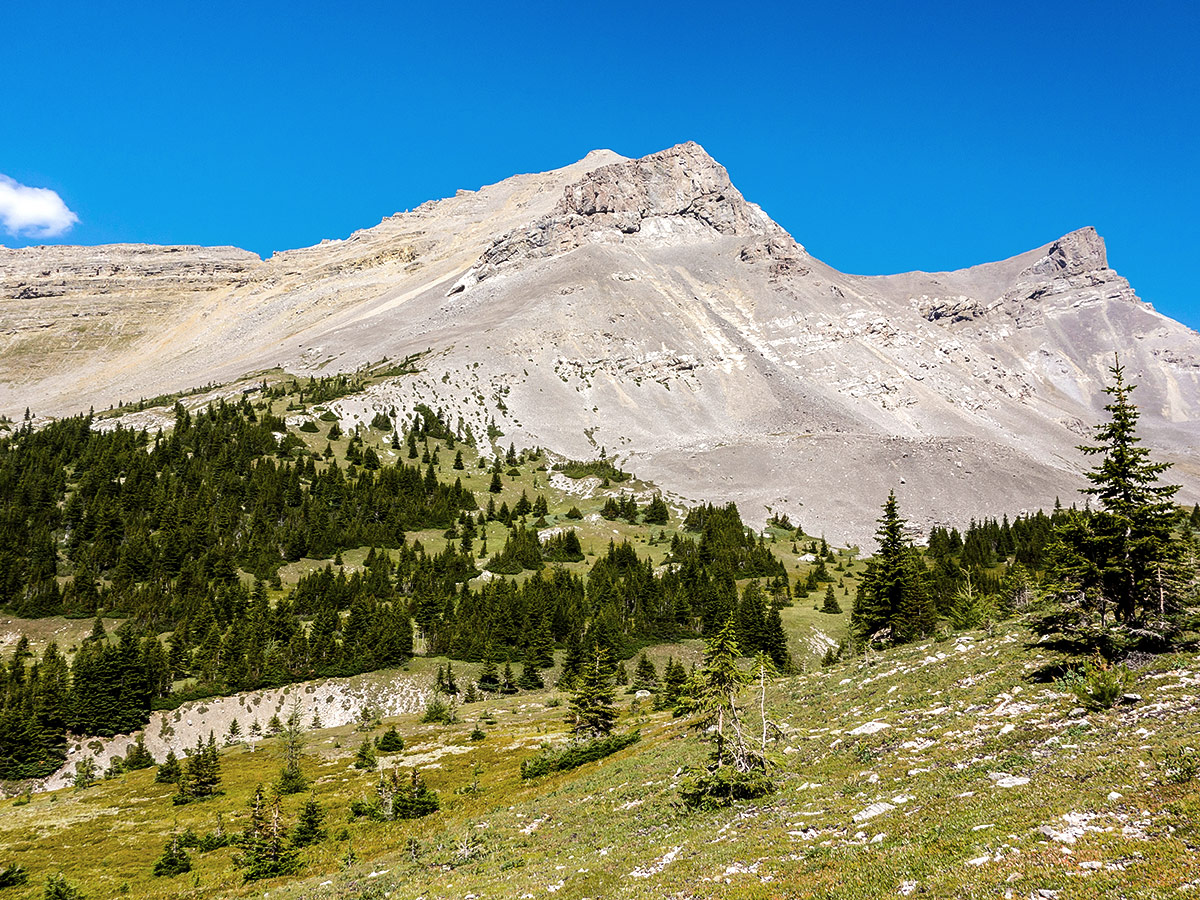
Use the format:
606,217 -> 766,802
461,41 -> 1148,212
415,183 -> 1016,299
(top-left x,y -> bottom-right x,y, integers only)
3,0 -> 1198,329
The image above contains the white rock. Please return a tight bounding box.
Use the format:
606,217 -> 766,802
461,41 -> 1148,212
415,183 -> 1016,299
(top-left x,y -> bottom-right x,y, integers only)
853,801 -> 895,822
848,720 -> 890,736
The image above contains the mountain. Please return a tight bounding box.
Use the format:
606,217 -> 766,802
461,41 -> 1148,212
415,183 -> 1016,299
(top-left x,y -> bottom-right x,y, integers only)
3,142 -> 1198,543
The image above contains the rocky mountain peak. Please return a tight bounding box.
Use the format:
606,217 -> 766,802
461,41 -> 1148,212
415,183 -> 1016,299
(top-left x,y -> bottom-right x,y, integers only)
451,142 -> 785,291
552,141 -> 762,235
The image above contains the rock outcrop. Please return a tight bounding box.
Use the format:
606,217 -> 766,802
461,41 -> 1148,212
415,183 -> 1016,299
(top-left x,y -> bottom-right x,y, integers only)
452,142 -> 792,290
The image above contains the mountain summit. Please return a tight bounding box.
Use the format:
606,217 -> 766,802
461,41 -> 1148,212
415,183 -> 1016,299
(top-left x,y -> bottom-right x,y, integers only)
2,144 -> 1197,541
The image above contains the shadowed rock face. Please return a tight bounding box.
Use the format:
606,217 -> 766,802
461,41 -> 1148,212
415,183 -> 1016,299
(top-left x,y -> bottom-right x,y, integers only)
3,143 -> 1198,543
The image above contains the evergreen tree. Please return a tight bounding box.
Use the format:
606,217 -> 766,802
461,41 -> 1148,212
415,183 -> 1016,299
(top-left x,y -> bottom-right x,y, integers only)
948,573 -> 993,630
736,581 -> 768,653
517,660 -> 544,690
155,749 -> 181,784
174,732 -> 222,804
290,793 -> 327,848
237,785 -> 300,882
488,472 -> 503,494
659,657 -> 687,709
1039,359 -> 1188,653
477,653 -> 500,693
276,705 -> 307,794
376,726 -> 405,752
499,662 -> 519,694
644,495 -> 669,525
567,646 -> 617,738
73,757 -> 97,790
124,734 -> 155,770
152,832 -> 193,877
851,492 -> 935,645
762,602 -> 792,673
822,584 -> 842,614
631,653 -> 659,692
353,738 -> 377,770
361,767 -> 440,819
527,613 -> 555,669
514,490 -> 532,518
685,616 -> 749,768
557,630 -> 584,689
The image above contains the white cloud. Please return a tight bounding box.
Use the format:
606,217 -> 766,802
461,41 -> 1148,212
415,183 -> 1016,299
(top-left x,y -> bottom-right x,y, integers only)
0,174 -> 79,238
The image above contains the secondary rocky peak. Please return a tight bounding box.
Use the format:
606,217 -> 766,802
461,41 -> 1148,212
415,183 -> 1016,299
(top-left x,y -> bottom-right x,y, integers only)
451,142 -> 783,291
1022,226 -> 1108,279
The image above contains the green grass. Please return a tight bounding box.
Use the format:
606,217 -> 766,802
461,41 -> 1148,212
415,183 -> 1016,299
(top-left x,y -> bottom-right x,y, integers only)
4,624 -> 1197,899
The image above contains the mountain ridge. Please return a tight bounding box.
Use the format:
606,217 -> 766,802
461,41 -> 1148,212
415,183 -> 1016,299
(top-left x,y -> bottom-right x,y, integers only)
2,142 -> 1197,544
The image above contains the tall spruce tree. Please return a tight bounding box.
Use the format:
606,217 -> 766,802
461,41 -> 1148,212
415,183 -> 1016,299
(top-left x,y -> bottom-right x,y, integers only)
276,704 -> 307,794
567,646 -> 617,738
1038,358 -> 1190,653
174,732 -> 222,804
851,491 -> 935,645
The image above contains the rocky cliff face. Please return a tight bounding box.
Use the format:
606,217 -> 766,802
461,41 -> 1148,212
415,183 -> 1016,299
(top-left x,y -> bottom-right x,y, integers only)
2,143 -> 1197,542
454,142 -> 791,290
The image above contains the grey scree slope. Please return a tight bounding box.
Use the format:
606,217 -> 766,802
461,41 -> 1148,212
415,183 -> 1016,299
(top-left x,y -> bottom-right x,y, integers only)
3,142 -> 1198,544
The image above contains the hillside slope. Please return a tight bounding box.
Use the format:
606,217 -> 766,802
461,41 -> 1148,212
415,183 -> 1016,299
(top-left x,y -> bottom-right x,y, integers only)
3,624 -> 1197,899
3,143 -> 1198,543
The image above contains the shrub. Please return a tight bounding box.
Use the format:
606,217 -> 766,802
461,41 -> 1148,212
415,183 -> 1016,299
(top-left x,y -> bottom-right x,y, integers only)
520,731 -> 640,779
44,874 -> 83,900
298,420 -> 319,433
1059,656 -> 1132,710
152,834 -> 192,877
558,459 -> 630,482
678,766 -> 774,810
0,865 -> 29,888
1158,745 -> 1199,783
421,694 -> 457,725
376,726 -> 405,753
350,769 -> 439,820
198,827 -> 232,853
